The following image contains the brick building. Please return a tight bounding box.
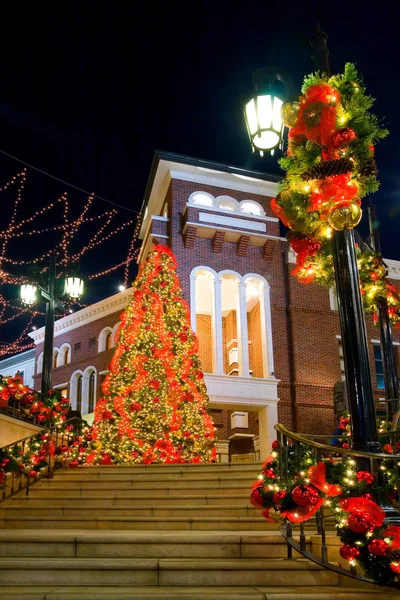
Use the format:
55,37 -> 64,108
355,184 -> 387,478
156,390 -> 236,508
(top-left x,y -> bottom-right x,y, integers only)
27,151 -> 400,461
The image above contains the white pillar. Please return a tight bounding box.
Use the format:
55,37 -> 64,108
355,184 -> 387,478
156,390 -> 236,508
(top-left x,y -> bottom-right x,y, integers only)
258,404 -> 278,460
213,278 -> 224,375
190,274 -> 197,332
259,284 -> 275,377
238,281 -> 250,377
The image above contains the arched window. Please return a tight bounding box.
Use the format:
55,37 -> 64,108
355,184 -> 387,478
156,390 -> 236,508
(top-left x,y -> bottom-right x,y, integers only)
64,347 -> 70,364
53,351 -> 59,369
244,274 -> 273,378
188,191 -> 214,207
98,327 -> 113,352
162,203 -> 168,217
240,200 -> 265,216
76,375 -> 82,412
220,273 -> 241,376
37,352 -> 43,374
216,196 -> 238,211
106,332 -> 112,350
88,371 -> 95,412
191,268 -> 216,373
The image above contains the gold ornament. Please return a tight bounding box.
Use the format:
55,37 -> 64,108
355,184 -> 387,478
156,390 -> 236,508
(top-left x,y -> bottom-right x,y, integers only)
90,440 -> 102,451
281,101 -> 299,128
269,508 -> 281,522
327,202 -> 362,231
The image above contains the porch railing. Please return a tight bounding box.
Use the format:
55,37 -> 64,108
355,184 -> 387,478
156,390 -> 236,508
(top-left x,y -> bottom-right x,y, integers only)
275,423 -> 400,585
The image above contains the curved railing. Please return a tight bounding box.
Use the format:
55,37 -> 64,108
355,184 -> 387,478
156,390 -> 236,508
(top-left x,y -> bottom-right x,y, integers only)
275,424 -> 400,585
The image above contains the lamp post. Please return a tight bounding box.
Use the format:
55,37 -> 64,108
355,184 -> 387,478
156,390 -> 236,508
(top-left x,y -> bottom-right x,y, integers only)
244,26 -> 381,453
367,201 -> 399,416
20,254 -> 84,396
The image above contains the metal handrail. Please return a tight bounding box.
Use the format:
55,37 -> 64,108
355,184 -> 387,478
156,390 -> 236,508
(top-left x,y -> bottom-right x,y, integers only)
0,417 -> 79,502
274,423 -> 400,586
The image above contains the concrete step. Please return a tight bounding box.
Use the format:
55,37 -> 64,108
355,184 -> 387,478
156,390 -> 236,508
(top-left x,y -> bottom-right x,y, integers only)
0,585 -> 394,600
54,464 -> 262,476
43,474 -> 256,484
0,557 -> 339,586
0,515 -> 275,531
0,530 -> 301,559
28,482 -> 251,494
9,494 -> 249,507
0,504 -> 258,518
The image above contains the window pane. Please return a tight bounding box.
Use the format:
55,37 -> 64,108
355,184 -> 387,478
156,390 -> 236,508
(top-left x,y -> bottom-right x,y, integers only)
377,375 -> 385,390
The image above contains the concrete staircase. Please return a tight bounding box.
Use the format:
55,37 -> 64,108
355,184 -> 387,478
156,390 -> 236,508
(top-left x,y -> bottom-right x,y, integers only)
0,462 -> 398,599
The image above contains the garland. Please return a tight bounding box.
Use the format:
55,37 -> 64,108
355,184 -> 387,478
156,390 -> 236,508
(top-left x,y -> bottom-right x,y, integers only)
272,63 -> 400,328
251,439 -> 400,586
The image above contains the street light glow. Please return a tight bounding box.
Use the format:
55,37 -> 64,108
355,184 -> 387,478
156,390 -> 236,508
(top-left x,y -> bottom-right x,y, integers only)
118,285 -> 126,292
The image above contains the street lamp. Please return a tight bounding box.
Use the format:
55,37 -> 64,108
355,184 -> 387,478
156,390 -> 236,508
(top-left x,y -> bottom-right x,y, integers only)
20,255 -> 84,395
20,284 -> 37,306
243,66 -> 297,154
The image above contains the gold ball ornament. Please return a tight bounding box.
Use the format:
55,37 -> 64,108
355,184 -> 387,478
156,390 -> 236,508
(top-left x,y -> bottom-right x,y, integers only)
281,101 -> 299,128
90,440 -> 102,451
268,508 -> 282,522
327,202 -> 362,231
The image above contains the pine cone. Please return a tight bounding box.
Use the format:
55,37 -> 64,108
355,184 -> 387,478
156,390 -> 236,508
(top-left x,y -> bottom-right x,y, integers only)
301,158 -> 353,181
359,157 -> 377,178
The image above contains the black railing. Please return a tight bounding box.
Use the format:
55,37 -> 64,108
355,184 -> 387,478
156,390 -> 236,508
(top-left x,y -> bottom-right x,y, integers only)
276,424 -> 400,585
0,418 -> 77,502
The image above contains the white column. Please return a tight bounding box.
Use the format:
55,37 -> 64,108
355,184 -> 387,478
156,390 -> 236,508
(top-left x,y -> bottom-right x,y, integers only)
259,284 -> 274,377
238,281 -> 250,377
258,404 -> 278,460
213,278 -> 224,375
190,274 -> 197,332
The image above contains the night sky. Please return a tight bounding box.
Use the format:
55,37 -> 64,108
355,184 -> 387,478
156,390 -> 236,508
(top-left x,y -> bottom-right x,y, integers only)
0,2 -> 399,347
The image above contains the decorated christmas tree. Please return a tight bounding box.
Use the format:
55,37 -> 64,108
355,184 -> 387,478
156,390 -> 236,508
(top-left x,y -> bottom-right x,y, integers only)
87,243 -> 216,465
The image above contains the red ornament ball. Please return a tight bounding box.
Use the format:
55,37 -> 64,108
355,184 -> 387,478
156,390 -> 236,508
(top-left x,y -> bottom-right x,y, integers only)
331,127 -> 357,149
356,471 -> 375,484
102,410 -> 113,421
149,379 -> 160,390
179,333 -> 188,343
272,440 -> 279,451
183,392 -> 194,402
273,490 -> 286,505
129,402 -> 143,412
153,397 -> 160,403
383,443 -> 394,454
342,442 -> 349,449
339,544 -> 360,561
250,484 -> 265,509
196,370 -> 204,380
27,470 -> 37,478
292,484 -> 320,507
368,539 -> 390,556
348,512 -> 377,533
263,469 -> 276,479
68,460 -> 79,469
86,434 -> 93,442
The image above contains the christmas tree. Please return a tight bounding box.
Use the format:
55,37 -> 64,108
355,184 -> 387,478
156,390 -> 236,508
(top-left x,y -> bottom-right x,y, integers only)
87,243 -> 216,465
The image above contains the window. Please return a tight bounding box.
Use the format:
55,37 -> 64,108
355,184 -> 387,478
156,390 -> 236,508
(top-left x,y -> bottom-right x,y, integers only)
59,387 -> 68,399
53,351 -> 59,368
240,201 -> 265,216
193,269 -> 216,373
189,192 -> 214,207
88,371 -> 95,412
74,342 -> 81,353
338,341 -> 346,381
329,288 -> 338,311
89,337 -> 96,348
106,332 -> 112,350
374,345 -> 385,390
216,196 -> 238,211
64,347 -> 70,364
37,353 -> 43,374
76,375 -> 82,412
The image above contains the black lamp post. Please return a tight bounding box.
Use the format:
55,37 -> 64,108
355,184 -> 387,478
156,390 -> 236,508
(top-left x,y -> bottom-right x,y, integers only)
244,25 -> 382,453
21,254 -> 84,396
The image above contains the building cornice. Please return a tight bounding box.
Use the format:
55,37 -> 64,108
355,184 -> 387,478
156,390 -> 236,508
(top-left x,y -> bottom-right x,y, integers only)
28,289 -> 133,345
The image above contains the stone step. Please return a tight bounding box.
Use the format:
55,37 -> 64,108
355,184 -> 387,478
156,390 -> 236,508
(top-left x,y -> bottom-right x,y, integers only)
0,557 -> 339,586
0,515 -> 275,531
0,504 -> 258,518
9,494 -> 249,507
55,464 -> 262,475
47,473 -> 256,483
0,585 -> 392,600
29,479 -> 252,496
0,530 -> 301,559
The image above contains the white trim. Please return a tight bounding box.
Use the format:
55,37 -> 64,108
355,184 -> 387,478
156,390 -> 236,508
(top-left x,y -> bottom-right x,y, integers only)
29,288 -> 133,344
371,339 -> 400,346
99,370 -> 109,375
386,259 -> 400,280
187,201 -> 276,222
329,288 -> 338,311
170,168 -> 277,197
151,215 -> 169,222
36,352 -> 44,374
199,212 -> 267,232
53,382 -> 68,390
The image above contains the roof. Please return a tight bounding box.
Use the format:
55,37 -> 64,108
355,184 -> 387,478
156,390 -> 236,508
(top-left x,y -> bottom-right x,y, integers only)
0,348 -> 36,369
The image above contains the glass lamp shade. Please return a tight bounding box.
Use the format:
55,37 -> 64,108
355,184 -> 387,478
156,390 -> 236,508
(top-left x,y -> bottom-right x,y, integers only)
244,94 -> 284,152
65,276 -> 84,299
20,284 -> 37,305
